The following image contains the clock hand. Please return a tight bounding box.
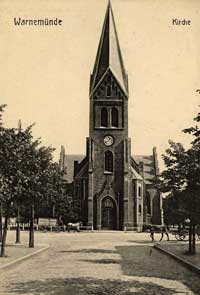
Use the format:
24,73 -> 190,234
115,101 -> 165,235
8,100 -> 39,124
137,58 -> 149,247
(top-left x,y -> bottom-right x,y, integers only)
105,137 -> 109,144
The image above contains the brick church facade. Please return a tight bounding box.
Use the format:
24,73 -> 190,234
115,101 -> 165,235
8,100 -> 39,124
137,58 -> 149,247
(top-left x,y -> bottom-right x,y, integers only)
59,2 -> 163,230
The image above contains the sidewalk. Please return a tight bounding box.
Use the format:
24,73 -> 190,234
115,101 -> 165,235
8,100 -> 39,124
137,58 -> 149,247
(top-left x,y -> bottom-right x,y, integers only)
155,242 -> 200,274
0,242 -> 49,271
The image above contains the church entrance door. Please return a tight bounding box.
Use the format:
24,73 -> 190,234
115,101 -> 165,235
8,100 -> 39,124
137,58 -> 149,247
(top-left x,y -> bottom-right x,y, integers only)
101,197 -> 116,230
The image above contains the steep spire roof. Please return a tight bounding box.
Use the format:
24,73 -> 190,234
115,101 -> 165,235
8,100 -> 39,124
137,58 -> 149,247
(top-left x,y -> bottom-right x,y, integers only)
90,1 -> 128,96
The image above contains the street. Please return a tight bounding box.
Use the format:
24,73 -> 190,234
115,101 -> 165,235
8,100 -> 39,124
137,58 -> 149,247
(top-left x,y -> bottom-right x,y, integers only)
0,231 -> 199,294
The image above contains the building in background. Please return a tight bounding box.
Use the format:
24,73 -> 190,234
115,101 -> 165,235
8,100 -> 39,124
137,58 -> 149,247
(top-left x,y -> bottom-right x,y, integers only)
60,2 -> 162,230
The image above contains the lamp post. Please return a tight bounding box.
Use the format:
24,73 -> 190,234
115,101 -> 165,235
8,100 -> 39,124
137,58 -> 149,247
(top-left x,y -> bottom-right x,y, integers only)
29,204 -> 35,248
15,206 -> 21,244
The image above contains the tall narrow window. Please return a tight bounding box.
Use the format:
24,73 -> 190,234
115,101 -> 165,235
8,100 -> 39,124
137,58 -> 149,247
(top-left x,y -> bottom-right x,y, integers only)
106,85 -> 111,97
138,186 -> 141,197
105,151 -> 113,173
111,107 -> 119,127
101,108 -> 108,127
146,192 -> 151,214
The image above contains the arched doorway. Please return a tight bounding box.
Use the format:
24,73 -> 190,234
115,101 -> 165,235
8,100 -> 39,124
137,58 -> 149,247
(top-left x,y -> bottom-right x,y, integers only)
101,197 -> 116,229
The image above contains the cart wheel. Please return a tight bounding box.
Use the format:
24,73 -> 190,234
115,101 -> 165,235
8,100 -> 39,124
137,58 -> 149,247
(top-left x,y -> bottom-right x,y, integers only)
175,233 -> 181,240
180,234 -> 189,241
175,233 -> 187,241
179,234 -> 186,240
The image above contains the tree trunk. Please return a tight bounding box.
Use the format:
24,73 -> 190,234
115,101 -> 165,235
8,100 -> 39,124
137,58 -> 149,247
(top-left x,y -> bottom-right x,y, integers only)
188,221 -> 192,254
192,224 -> 196,254
29,204 -> 34,248
15,206 -> 21,244
0,206 -> 9,257
0,203 -> 2,243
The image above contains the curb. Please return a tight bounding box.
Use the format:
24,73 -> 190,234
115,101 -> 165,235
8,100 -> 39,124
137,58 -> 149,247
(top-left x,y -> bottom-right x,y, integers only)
154,244 -> 200,275
0,244 -> 49,272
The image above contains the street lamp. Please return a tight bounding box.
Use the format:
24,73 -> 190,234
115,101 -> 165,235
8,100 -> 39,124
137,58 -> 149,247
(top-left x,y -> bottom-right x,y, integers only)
16,205 -> 21,244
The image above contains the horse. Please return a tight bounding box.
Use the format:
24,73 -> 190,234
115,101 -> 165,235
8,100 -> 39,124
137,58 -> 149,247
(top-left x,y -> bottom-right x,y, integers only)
67,222 -> 82,233
143,224 -> 169,242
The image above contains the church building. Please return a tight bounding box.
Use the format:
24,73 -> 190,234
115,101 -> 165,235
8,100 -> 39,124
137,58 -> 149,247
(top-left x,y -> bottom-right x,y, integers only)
59,2 -> 162,230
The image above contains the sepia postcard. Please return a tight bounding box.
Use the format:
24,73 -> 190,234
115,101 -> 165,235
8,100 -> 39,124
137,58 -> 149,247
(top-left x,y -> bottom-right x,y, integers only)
0,0 -> 199,294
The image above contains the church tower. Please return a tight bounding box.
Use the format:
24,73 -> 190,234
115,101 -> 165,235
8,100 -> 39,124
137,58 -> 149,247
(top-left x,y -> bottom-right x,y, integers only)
87,2 -> 133,230
62,1 -> 162,230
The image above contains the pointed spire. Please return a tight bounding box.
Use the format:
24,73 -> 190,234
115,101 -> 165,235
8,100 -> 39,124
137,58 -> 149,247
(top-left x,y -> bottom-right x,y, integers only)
59,145 -> 65,171
18,119 -> 22,131
90,1 -> 128,96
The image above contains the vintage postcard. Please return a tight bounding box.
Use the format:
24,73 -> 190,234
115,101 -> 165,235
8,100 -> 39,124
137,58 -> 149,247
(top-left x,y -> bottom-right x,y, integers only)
0,0 -> 199,294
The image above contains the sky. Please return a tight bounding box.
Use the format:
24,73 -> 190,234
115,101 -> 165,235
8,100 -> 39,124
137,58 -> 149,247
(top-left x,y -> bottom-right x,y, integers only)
0,0 -> 200,170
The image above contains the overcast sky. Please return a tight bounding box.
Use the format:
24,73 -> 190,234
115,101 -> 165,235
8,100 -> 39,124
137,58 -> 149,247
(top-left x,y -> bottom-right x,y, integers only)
0,0 -> 200,170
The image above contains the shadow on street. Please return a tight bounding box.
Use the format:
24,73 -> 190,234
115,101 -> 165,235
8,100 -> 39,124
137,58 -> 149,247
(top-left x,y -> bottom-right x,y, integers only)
58,248 -> 117,254
117,245 -> 200,294
8,277 -> 177,295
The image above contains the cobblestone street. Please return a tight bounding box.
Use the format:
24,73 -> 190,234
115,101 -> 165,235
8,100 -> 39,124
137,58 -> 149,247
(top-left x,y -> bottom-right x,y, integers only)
0,231 -> 199,294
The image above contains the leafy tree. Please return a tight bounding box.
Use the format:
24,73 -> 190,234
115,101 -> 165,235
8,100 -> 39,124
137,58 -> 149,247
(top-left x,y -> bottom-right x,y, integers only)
182,110 -> 200,253
156,109 -> 200,254
0,127 -> 26,255
163,193 -> 185,226
0,105 -> 6,243
0,105 -> 7,242
19,136 -> 55,248
184,111 -> 200,145
40,163 -> 80,224
54,189 -> 80,224
0,110 -> 55,254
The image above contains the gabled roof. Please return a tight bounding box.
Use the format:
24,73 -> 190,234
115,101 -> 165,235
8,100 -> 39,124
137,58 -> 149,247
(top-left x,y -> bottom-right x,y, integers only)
130,166 -> 143,180
64,155 -> 85,182
133,155 -> 156,184
64,153 -> 157,185
90,1 -> 128,96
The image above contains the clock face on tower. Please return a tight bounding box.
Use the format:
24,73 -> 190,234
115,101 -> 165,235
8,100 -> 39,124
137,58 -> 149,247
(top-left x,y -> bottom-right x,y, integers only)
104,135 -> 114,146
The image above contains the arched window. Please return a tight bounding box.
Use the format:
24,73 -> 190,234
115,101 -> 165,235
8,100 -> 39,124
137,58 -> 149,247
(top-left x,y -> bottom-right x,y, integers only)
103,198 -> 114,208
111,107 -> 119,127
139,204 -> 142,214
146,192 -> 151,214
106,85 -> 111,97
101,108 -> 108,127
105,151 -> 113,173
138,186 -> 141,197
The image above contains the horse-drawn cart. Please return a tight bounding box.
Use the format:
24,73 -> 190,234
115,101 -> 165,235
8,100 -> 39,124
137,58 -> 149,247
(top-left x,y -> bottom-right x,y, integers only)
170,227 -> 200,241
